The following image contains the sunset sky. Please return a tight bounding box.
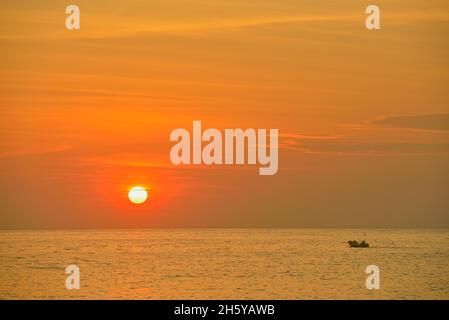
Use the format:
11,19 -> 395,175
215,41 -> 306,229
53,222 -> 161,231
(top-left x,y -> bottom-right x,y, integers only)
0,0 -> 448,228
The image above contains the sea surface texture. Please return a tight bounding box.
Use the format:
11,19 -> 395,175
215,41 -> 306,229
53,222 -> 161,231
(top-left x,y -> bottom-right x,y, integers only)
0,229 -> 448,299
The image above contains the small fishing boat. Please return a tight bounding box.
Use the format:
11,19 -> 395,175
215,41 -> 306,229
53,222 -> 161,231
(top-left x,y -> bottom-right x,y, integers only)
348,240 -> 369,248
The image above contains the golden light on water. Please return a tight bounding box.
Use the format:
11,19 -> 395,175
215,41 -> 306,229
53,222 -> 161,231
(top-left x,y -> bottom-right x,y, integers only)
128,186 -> 148,204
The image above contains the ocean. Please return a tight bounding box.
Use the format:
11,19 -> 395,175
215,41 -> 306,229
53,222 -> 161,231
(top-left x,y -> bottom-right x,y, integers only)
0,229 -> 448,299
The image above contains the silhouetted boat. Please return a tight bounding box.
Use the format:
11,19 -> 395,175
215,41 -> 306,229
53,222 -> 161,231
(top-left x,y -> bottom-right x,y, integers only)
348,240 -> 369,248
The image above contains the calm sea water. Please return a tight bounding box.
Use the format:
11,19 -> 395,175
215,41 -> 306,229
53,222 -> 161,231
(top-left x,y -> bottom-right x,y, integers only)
0,229 -> 448,299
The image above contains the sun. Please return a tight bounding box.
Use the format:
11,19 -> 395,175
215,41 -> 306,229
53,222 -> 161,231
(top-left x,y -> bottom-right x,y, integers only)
128,186 -> 148,204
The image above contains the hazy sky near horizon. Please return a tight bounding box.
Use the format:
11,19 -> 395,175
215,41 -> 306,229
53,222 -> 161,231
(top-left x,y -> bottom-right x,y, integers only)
0,0 -> 448,228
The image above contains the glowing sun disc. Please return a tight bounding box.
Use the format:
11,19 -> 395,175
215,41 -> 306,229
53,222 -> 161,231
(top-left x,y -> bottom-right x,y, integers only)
128,186 -> 148,204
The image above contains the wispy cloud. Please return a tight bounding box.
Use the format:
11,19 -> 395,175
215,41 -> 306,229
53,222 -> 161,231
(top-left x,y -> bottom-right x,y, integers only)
371,114 -> 449,132
0,145 -> 72,159
297,142 -> 449,156
281,113 -> 449,156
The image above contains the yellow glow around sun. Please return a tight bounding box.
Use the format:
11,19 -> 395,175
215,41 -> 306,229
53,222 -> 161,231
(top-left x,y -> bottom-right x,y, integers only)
128,186 -> 148,204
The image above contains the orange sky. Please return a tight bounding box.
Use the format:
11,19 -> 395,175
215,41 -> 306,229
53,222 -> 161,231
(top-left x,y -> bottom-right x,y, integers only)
0,0 -> 448,228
